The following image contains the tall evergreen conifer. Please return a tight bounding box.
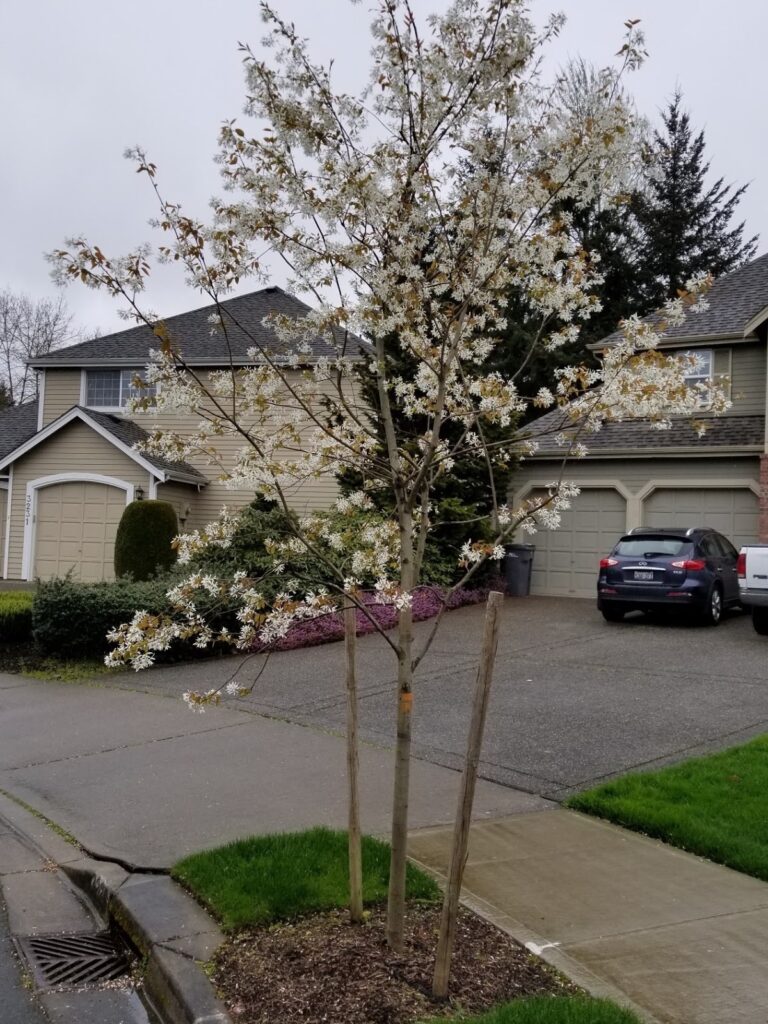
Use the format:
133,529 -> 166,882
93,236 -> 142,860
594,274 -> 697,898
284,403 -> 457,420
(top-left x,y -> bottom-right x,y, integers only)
633,91 -> 758,307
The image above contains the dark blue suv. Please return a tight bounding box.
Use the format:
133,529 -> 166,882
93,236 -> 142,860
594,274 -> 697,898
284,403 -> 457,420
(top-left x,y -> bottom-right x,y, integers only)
597,527 -> 741,625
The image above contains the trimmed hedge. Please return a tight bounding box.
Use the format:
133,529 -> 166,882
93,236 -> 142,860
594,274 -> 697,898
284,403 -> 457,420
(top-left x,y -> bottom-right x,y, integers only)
0,591 -> 33,643
114,500 -> 178,581
32,576 -> 171,659
31,575 -> 240,661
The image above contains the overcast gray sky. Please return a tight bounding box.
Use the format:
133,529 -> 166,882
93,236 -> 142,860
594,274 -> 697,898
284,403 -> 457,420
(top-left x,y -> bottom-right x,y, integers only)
1,1 -> 764,336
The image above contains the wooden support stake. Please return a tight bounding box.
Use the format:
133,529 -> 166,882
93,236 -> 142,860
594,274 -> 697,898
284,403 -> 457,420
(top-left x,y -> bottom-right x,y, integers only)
344,597 -> 363,923
432,590 -> 504,998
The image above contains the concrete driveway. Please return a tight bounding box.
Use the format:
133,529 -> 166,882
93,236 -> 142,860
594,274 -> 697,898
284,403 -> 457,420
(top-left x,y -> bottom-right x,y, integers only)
122,594 -> 768,800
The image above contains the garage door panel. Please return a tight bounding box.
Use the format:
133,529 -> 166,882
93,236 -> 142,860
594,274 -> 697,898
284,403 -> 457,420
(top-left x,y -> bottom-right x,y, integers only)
547,551 -> 573,570
82,523 -> 106,542
573,551 -> 600,572
643,488 -> 758,550
529,488 -> 626,598
60,522 -> 84,541
34,481 -> 128,581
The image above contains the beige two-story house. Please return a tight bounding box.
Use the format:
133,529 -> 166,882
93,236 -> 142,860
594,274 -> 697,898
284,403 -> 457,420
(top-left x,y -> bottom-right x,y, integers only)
515,254 -> 768,597
0,287 -> 343,582
3,257 -> 768,587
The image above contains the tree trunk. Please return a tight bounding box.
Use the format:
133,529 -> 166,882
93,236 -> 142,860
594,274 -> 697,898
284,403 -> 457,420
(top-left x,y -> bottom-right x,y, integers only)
344,597 -> 363,924
432,590 -> 504,999
387,511 -> 415,950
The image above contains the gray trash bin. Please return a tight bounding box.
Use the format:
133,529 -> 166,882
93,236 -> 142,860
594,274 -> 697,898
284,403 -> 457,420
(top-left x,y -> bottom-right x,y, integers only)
504,544 -> 535,596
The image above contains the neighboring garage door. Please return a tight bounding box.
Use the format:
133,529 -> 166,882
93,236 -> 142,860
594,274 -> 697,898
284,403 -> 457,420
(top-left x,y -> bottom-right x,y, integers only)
643,488 -> 759,549
34,481 -> 127,581
529,488 -> 626,597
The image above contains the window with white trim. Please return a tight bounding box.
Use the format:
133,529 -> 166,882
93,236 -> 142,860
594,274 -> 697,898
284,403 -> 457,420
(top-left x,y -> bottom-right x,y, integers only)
681,349 -> 713,386
85,369 -> 156,409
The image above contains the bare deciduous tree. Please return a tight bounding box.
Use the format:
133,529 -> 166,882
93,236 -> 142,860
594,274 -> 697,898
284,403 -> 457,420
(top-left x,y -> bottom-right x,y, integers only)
0,289 -> 81,404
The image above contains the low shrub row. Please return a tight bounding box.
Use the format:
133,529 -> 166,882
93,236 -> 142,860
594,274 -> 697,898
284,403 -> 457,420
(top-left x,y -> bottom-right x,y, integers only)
0,590 -> 34,643
31,575 -> 240,661
29,574 -> 500,662
32,576 -> 173,659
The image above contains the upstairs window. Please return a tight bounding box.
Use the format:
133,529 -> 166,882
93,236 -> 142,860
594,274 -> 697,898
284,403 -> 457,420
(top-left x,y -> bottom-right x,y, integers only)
85,369 -> 156,409
681,349 -> 713,386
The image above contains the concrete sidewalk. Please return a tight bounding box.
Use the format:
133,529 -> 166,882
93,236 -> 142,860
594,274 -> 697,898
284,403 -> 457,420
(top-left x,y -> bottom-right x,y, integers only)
409,809 -> 768,1024
0,675 -> 545,869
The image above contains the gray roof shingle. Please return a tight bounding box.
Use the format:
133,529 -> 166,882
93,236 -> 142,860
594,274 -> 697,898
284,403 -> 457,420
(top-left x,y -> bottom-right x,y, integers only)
598,253 -> 768,346
79,408 -> 207,482
30,287 -> 363,367
0,401 -> 39,461
522,405 -> 764,457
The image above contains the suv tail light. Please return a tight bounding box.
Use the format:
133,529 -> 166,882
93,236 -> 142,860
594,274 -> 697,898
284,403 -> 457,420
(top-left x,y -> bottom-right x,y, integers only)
737,551 -> 746,578
599,557 -> 618,568
671,559 -> 706,571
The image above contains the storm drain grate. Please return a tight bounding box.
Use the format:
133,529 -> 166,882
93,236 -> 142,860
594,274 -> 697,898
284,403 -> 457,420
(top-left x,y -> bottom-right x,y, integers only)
15,931 -> 133,988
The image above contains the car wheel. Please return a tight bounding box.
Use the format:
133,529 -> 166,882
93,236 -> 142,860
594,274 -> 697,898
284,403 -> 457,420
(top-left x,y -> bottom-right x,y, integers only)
700,585 -> 722,626
601,607 -> 625,623
753,607 -> 768,636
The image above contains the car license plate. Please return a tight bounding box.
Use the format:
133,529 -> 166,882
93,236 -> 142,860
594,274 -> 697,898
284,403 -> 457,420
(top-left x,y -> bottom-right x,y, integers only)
633,570 -> 654,581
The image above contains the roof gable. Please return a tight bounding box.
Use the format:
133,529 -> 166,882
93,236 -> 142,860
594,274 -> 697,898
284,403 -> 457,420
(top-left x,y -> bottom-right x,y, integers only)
0,406 -> 206,484
30,287 -> 363,368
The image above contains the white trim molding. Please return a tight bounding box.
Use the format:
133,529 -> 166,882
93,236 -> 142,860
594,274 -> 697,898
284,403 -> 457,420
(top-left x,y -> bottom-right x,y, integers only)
21,473 -> 135,582
37,371 -> 46,431
3,465 -> 12,579
743,304 -> 768,338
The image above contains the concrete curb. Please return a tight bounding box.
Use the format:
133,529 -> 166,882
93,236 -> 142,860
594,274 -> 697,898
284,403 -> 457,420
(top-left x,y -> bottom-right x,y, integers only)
0,793 -> 232,1024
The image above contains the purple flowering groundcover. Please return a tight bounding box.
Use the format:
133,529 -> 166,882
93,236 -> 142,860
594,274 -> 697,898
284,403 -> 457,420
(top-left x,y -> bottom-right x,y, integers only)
254,579 -> 504,653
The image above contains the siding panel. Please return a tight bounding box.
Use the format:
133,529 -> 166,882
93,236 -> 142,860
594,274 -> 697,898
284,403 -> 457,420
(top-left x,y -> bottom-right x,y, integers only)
728,342 -> 766,416
41,370 -> 82,425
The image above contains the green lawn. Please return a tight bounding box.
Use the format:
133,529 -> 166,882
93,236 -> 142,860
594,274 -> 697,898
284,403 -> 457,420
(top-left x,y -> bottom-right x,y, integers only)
22,658 -> 118,682
421,996 -> 641,1023
569,735 -> 768,880
172,826 -> 439,930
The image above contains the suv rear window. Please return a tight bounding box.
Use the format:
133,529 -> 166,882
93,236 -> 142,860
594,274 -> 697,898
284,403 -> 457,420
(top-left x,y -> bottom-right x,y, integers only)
615,537 -> 690,557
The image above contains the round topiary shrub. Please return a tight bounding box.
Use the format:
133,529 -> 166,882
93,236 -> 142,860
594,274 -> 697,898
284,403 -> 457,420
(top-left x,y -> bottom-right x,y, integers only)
114,499 -> 179,581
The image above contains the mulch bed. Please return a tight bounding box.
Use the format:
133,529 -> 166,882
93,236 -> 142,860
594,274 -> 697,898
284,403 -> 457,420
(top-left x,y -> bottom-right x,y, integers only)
212,903 -> 577,1024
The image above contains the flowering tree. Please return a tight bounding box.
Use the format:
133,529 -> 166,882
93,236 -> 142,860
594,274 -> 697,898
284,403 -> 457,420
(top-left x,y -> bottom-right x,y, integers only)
51,0 -> 727,954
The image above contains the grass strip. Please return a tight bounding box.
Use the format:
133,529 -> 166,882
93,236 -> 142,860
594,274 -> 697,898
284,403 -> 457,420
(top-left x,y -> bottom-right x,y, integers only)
172,826 -> 440,930
568,734 -> 768,881
420,995 -> 642,1023
21,658 -> 118,682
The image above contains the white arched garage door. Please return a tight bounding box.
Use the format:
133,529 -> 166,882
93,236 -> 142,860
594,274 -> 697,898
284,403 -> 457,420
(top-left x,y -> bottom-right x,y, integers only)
528,488 -> 626,598
34,480 -> 128,581
643,488 -> 759,550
